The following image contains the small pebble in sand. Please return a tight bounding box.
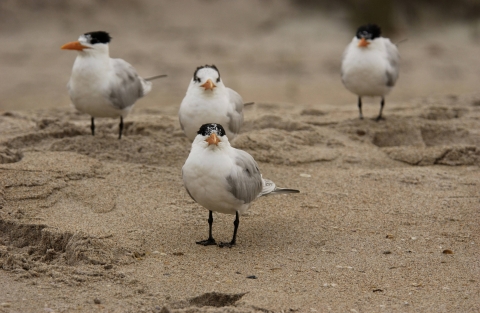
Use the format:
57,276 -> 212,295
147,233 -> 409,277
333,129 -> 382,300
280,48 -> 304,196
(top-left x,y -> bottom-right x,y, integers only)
246,275 -> 257,279
94,298 -> 101,304
1,303 -> 11,308
442,249 -> 454,254
300,173 -> 311,178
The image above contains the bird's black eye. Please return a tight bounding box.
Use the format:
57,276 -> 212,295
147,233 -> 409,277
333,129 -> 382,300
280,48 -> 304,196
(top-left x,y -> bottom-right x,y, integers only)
216,77 -> 220,83
90,38 -> 99,44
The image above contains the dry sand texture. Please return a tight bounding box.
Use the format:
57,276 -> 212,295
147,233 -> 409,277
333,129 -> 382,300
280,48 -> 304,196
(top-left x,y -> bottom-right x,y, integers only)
1,1 -> 480,312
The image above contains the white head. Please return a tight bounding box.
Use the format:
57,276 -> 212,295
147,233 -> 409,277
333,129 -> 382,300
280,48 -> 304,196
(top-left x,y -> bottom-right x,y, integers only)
187,65 -> 226,95
61,31 -> 111,56
192,123 -> 230,151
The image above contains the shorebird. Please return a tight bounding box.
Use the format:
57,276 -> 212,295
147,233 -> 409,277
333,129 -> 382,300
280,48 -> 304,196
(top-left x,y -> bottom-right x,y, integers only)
182,123 -> 299,247
62,31 -> 166,139
179,65 -> 252,142
341,24 -> 400,121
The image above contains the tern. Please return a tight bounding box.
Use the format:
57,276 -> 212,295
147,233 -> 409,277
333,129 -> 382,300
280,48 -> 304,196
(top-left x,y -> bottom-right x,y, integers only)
182,123 -> 299,247
179,65 -> 252,142
341,24 -> 400,121
61,31 -> 166,139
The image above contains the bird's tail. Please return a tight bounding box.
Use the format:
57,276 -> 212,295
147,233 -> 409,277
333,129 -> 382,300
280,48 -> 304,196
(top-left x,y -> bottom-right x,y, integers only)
271,187 -> 300,195
145,74 -> 168,81
258,178 -> 299,197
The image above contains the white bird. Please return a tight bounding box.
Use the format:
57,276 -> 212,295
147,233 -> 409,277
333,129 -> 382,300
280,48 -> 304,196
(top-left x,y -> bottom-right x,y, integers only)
61,31 -> 166,139
178,65 -> 252,142
341,24 -> 400,121
182,123 -> 299,247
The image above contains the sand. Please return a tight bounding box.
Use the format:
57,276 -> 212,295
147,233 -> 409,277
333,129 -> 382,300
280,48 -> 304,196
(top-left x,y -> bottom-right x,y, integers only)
1,1 -> 480,312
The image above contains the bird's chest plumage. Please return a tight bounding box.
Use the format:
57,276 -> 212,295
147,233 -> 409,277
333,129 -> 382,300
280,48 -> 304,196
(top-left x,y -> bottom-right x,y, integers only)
183,148 -> 242,214
180,94 -> 231,140
342,48 -> 390,96
68,57 -> 121,117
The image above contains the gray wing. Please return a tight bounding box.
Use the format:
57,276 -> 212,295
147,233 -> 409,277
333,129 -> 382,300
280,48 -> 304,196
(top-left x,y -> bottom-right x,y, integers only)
226,149 -> 262,204
340,39 -> 354,84
226,88 -> 244,135
384,39 -> 400,87
108,58 -> 146,110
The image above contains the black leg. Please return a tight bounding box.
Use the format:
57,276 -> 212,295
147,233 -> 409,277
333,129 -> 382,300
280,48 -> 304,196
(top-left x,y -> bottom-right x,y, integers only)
118,116 -> 124,139
91,117 -> 95,136
196,211 -> 216,246
219,211 -> 239,248
376,97 -> 385,121
358,97 -> 363,120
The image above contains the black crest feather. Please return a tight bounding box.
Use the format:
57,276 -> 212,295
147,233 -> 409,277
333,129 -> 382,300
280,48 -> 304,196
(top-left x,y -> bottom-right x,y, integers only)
197,123 -> 226,137
193,65 -> 220,83
84,31 -> 111,44
356,24 -> 381,40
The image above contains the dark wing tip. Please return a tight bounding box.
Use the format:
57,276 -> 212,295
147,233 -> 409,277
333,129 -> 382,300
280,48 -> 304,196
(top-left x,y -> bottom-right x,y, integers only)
274,188 -> 300,194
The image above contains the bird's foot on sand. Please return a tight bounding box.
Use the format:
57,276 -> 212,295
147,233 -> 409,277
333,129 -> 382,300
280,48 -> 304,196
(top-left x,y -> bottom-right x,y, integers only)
196,238 -> 216,246
218,241 -> 236,248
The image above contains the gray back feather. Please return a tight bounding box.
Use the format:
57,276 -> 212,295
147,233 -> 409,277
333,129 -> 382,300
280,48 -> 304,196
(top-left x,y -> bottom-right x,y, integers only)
226,88 -> 244,135
108,58 -> 145,110
226,149 -> 262,204
385,39 -> 400,87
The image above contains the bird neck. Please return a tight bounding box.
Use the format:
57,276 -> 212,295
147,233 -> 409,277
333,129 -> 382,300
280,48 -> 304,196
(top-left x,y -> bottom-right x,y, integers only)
72,52 -> 113,80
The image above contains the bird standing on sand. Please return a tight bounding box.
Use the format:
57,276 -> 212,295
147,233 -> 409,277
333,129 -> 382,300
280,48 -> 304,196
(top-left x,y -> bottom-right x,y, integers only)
61,31 -> 166,139
182,123 -> 299,247
179,65 -> 252,142
341,24 -> 400,121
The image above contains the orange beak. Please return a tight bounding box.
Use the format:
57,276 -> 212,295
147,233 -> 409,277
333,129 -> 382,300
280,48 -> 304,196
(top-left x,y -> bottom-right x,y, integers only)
358,37 -> 370,48
205,133 -> 220,145
61,41 -> 90,51
201,79 -> 216,91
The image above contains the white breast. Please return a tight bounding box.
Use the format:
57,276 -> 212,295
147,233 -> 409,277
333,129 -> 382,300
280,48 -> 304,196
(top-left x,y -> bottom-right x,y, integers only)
68,56 -> 129,118
182,145 -> 249,215
179,92 -> 234,141
341,39 -> 392,97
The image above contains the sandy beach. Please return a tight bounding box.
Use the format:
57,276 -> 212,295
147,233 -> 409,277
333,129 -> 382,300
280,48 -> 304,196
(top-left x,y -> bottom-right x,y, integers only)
1,1 -> 479,312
